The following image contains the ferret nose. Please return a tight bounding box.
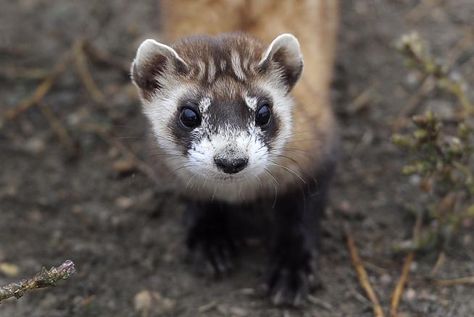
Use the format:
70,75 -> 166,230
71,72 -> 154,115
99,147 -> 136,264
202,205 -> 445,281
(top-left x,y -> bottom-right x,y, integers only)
214,157 -> 248,174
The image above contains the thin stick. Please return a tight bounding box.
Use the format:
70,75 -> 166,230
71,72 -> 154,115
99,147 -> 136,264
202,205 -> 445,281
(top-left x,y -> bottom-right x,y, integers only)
73,39 -> 105,105
430,252 -> 446,276
80,123 -> 167,190
390,252 -> 414,317
392,77 -> 434,131
406,0 -> 445,22
345,226 -> 385,317
0,260 -> 76,303
390,210 -> 422,317
83,41 -> 131,75
0,66 -> 49,80
435,276 -> 474,286
348,87 -> 374,114
396,32 -> 473,115
3,53 -> 70,121
39,103 -> 77,156
446,27 -> 474,69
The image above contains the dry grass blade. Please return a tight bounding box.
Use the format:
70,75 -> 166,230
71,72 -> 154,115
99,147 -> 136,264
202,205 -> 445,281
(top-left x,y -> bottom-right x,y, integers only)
0,260 -> 76,302
390,210 -> 422,317
430,252 -> 446,276
2,52 -> 70,121
435,276 -> 474,286
345,226 -> 385,317
390,252 -> 414,317
73,39 -> 105,105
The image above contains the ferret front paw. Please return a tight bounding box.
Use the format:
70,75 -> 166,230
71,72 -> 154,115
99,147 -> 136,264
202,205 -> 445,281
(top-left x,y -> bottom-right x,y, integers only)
186,225 -> 238,277
265,250 -> 317,306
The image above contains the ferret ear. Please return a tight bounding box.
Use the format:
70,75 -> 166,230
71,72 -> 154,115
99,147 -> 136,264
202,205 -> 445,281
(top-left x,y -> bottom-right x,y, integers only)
131,39 -> 188,97
259,33 -> 303,91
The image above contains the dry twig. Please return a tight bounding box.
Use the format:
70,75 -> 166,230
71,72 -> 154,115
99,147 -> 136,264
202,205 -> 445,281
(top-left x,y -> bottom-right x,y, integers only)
73,39 -> 105,105
390,211 -> 422,317
430,252 -> 446,276
349,87 -> 375,114
446,27 -> 474,69
0,66 -> 49,80
345,226 -> 385,317
81,123 -> 166,189
392,77 -> 434,130
435,276 -> 474,286
3,52 -> 70,122
0,260 -> 76,303
83,41 -> 131,75
406,0 -> 445,22
39,102 -> 78,157
389,252 -> 414,317
396,32 -> 473,114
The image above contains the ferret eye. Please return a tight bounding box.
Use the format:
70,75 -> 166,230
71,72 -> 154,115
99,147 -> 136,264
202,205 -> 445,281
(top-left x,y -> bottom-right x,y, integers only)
179,107 -> 201,129
255,103 -> 271,127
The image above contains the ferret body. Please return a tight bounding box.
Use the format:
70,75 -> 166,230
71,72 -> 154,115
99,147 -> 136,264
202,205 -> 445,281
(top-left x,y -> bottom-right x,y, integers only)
131,0 -> 339,306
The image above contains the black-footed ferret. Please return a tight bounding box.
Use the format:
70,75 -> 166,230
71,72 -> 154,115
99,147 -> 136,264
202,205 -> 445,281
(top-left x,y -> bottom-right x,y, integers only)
131,0 -> 339,306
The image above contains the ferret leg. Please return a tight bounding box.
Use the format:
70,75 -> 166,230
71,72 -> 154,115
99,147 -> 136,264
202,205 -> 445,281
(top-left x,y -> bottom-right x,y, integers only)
185,200 -> 237,277
266,167 -> 333,306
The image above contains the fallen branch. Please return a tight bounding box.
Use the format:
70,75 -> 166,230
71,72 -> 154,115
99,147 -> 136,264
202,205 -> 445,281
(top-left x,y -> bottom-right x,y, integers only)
3,52 -> 70,122
0,260 -> 76,303
345,226 -> 385,317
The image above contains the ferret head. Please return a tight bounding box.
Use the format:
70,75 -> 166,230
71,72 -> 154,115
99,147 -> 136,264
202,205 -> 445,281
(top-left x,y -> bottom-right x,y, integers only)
131,33 -> 303,189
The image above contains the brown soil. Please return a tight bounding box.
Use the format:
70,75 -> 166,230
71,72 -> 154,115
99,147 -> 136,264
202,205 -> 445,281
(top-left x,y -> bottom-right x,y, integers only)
1,1 -> 473,316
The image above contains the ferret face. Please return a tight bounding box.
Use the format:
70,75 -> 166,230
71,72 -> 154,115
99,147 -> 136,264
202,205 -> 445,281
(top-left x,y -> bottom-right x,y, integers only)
131,33 -> 303,187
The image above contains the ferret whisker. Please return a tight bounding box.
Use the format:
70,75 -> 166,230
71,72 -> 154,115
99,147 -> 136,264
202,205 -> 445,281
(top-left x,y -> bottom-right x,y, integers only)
264,168 -> 279,208
268,160 -> 306,185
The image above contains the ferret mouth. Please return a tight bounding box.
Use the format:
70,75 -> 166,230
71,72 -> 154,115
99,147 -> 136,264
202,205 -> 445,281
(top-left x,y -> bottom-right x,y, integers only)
213,173 -> 248,182
184,166 -> 253,183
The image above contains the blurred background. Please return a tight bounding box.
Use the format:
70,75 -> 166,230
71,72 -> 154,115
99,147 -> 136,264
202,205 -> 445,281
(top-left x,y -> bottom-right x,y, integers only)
0,1 -> 473,316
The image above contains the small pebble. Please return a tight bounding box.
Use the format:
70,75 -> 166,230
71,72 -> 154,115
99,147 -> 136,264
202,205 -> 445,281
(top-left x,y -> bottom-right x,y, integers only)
134,290 -> 152,314
115,196 -> 133,209
24,137 -> 46,154
198,301 -> 217,313
405,288 -> 416,301
112,159 -> 137,176
0,262 -> 20,277
239,288 -> 256,296
229,306 -> 248,317
134,290 -> 176,315
380,274 -> 392,285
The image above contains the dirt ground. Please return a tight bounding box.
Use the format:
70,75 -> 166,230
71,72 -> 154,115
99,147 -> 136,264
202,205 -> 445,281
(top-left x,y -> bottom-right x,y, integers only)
1,1 -> 473,316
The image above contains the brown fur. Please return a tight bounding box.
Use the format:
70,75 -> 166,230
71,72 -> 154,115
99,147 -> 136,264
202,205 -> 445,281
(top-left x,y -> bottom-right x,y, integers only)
160,0 -> 339,195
